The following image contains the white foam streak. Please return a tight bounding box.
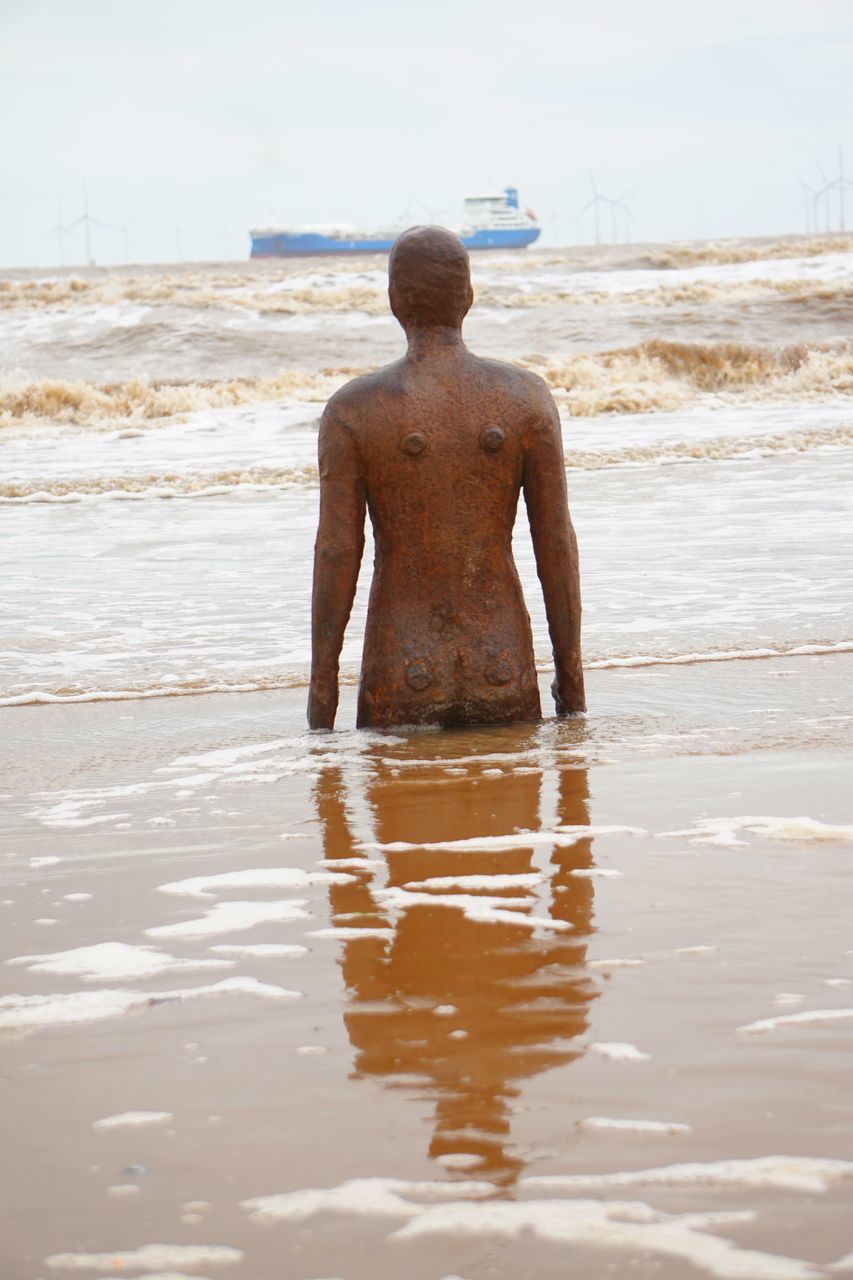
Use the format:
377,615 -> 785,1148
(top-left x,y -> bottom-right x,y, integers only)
6,942 -> 232,981
524,1155 -> 853,1194
239,1169 -> 832,1280
391,1200 -> 817,1279
359,825 -> 644,854
588,1042 -> 650,1062
0,977 -> 300,1033
307,927 -> 394,940
44,1243 -> 243,1271
375,887 -> 573,932
209,943 -> 307,958
93,1111 -> 173,1131
242,1177 -> 494,1222
738,1008 -> 853,1035
402,874 -> 543,891
580,1116 -> 691,1134
145,898 -> 310,940
662,815 -> 853,848
157,867 -> 354,898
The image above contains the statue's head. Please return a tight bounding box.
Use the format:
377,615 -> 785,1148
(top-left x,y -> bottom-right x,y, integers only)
389,226 -> 473,331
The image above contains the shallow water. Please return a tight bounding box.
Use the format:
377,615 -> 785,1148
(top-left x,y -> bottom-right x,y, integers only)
2,662 -> 853,1278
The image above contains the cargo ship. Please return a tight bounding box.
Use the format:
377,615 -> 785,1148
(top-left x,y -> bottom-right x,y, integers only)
249,187 -> 540,258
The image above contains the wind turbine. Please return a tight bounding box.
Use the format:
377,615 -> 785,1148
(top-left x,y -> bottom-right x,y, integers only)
576,173 -> 633,244
45,195 -> 77,267
822,147 -> 853,232
608,187 -> 638,244
64,183 -> 122,265
113,215 -> 137,265
576,172 -> 610,244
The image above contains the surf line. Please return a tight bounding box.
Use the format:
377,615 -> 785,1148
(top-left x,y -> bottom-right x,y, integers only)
3,641 -> 852,707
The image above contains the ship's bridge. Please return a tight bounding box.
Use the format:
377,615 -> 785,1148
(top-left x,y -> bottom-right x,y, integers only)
462,187 -> 536,230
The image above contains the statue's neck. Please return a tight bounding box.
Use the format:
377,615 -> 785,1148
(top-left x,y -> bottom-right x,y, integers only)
405,327 -> 467,361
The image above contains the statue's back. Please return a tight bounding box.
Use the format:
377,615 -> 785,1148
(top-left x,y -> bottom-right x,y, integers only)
334,350 -> 542,727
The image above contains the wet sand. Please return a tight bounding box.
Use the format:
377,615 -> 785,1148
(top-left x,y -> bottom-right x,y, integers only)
3,655 -> 853,1279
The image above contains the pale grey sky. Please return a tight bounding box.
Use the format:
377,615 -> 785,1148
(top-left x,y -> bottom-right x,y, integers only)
1,0 -> 851,266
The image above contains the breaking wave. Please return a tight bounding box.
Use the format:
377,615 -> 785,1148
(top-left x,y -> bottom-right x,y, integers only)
0,366 -> 362,431
490,278 -> 853,311
527,339 -> 853,416
640,233 -> 853,269
0,271 -> 390,317
2,340 -> 851,437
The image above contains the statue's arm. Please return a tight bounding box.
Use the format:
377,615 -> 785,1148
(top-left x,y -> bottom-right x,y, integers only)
308,405 -> 366,729
522,389 -> 586,715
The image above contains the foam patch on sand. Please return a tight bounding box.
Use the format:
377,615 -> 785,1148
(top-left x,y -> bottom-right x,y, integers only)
157,867 -> 354,898
436,1153 -> 485,1170
402,874 -> 543,891
571,868 -> 624,879
580,1117 -> 691,1134
209,943 -> 307,958
317,857 -> 386,870
145,899 -> 310,940
6,942 -> 233,981
661,815 -> 853,848
391,1200 -> 818,1278
123,1272 -> 216,1279
524,1155 -> 853,1194
359,825 -> 645,854
375,887 -> 573,932
44,1243 -> 243,1271
242,1177 -> 494,1222
307,927 -> 394,940
738,1007 -> 853,1034
93,1111 -> 173,1131
588,1042 -> 650,1062
239,1173 -> 834,1279
0,977 -> 300,1033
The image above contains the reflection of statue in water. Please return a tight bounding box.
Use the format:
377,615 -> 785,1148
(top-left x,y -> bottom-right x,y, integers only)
314,729 -> 597,1186
308,226 -> 585,730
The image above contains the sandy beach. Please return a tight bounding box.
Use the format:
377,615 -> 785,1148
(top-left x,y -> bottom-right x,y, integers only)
3,654 -> 853,1279
2,235 -> 853,1277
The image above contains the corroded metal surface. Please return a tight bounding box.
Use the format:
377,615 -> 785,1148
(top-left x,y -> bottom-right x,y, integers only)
308,226 -> 585,730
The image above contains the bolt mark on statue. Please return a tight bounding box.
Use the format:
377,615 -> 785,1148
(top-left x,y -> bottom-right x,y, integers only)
308,226 -> 585,730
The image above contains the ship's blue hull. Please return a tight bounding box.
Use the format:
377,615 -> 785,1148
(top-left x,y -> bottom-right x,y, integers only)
250,225 -> 540,258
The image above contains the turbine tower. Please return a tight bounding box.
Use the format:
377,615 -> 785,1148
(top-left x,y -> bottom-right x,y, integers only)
576,171 -> 610,244
577,176 -> 637,245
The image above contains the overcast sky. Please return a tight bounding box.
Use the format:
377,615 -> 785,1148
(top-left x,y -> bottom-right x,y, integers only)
1,0 -> 851,267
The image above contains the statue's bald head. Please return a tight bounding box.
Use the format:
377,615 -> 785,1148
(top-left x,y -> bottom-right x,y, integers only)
389,226 -> 473,331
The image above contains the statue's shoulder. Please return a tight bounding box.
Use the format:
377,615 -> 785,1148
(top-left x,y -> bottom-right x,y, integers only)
324,359 -> 407,424
470,354 -> 554,407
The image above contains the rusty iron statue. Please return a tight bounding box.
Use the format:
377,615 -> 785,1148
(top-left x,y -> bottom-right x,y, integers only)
308,226 -> 585,730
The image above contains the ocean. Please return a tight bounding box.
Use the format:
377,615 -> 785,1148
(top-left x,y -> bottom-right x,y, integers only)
2,235 -> 853,1279
2,235 -> 852,710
